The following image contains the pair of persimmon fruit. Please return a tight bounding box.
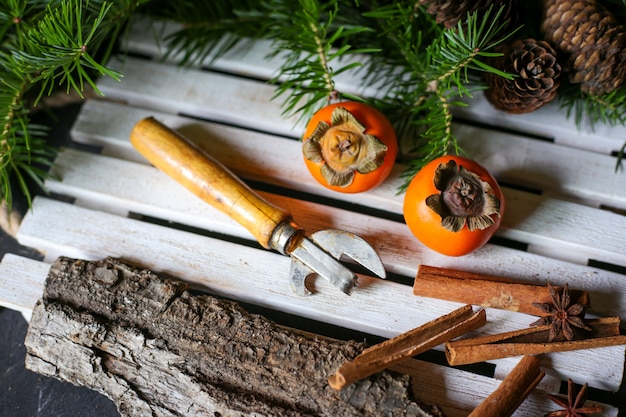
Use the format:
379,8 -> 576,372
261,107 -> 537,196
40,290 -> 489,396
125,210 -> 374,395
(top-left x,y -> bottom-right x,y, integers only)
301,101 -> 504,257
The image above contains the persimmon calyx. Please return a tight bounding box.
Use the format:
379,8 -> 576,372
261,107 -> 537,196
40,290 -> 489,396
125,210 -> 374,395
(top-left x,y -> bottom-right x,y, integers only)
425,160 -> 501,232
302,106 -> 388,187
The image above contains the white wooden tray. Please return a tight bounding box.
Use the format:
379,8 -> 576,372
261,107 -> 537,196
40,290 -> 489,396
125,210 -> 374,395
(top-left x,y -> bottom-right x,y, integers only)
1,17 -> 624,417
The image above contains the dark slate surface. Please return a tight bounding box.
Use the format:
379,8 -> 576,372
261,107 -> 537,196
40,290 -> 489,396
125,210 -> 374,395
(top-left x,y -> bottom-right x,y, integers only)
0,308 -> 120,417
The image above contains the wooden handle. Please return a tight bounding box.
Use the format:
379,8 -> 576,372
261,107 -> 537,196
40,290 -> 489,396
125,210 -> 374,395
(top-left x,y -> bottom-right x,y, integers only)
130,117 -> 293,249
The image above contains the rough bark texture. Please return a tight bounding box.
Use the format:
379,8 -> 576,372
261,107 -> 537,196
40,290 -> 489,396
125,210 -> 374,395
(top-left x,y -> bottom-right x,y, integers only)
24,256 -> 445,417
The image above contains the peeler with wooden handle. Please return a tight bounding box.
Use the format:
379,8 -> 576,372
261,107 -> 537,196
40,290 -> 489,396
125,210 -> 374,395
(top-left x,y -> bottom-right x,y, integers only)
130,117 -> 386,296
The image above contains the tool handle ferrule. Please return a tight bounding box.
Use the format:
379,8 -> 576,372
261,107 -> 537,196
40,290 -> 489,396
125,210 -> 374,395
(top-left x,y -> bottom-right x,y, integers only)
130,117 -> 293,250
268,221 -> 305,255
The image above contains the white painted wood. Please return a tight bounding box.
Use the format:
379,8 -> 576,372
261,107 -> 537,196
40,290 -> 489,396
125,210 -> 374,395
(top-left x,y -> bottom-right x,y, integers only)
456,123 -> 626,208
126,17 -> 282,83
123,17 -> 626,155
99,56 -> 302,137
46,148 -> 626,319
1,16 -> 624,415
124,17 -> 385,101
69,100 -> 626,270
15,196 -> 626,392
0,254 -> 49,321
0,254 -> 616,417
70,98 -> 409,214
95,58 -> 626,210
453,91 -> 626,155
500,188 -> 626,268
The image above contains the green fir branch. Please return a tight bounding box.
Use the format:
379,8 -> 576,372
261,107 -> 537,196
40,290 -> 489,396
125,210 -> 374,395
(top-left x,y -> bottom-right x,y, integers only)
393,6 -> 516,191
0,0 -> 142,210
11,1 -> 123,102
143,0 -> 265,66
0,126 -> 55,209
559,82 -> 626,128
260,0 -> 379,123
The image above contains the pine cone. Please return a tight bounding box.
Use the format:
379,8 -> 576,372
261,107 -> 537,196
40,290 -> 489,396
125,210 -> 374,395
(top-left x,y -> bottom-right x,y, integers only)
485,39 -> 561,114
542,0 -> 626,96
419,0 -> 517,29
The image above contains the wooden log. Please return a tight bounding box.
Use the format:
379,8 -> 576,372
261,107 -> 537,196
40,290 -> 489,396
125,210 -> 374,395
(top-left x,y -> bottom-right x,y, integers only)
24,256 -> 445,417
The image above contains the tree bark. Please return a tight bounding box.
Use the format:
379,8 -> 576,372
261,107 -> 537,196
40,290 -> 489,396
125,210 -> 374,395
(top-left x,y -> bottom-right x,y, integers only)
24,256 -> 444,417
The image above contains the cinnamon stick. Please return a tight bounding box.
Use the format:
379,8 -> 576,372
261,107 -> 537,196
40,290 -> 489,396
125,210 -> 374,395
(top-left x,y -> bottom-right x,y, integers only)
328,305 -> 486,390
414,265 -> 589,316
446,317 -> 625,366
468,355 -> 545,417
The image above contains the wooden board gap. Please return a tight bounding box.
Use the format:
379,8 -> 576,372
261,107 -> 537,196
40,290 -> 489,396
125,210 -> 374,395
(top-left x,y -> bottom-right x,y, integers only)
497,181 -> 543,195
124,49 -> 156,61
488,235 -> 529,252
48,192 -> 76,205
178,111 -> 300,141
199,64 -> 271,84
127,211 -> 264,250
587,259 -> 626,276
67,141 -> 104,155
599,204 -> 626,216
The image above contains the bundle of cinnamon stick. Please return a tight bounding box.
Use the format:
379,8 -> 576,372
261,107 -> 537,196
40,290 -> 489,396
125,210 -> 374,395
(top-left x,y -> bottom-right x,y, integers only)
329,264 -> 626,417
412,265 -> 626,365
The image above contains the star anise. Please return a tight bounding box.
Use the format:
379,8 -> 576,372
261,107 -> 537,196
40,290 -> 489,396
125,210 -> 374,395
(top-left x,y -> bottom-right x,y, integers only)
530,283 -> 591,342
544,379 -> 603,417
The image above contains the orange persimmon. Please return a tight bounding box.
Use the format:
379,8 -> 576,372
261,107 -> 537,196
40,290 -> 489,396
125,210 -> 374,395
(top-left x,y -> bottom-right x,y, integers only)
302,101 -> 397,193
403,155 -> 504,256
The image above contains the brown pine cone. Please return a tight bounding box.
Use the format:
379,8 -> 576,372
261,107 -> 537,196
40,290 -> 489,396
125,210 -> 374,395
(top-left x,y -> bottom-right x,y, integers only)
542,0 -> 626,96
419,0 -> 517,29
485,38 -> 562,114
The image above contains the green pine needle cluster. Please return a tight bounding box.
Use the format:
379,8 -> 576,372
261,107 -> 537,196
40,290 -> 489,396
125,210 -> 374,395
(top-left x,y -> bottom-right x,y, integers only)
257,0 -> 380,123
0,0 -> 142,209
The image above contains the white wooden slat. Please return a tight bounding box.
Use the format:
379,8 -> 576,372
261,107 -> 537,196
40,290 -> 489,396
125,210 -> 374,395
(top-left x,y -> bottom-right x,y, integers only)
47,147 -> 626,320
124,17 -> 626,155
454,91 -> 626,155
2,254 -> 615,417
498,188 -> 626,268
457,123 -> 626,208
70,98 -> 408,214
96,58 -> 626,210
69,100 -> 626,270
15,197 -> 468,338
0,254 -> 49,321
99,56 -> 301,138
124,17 -> 385,101
15,197 -> 626,392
